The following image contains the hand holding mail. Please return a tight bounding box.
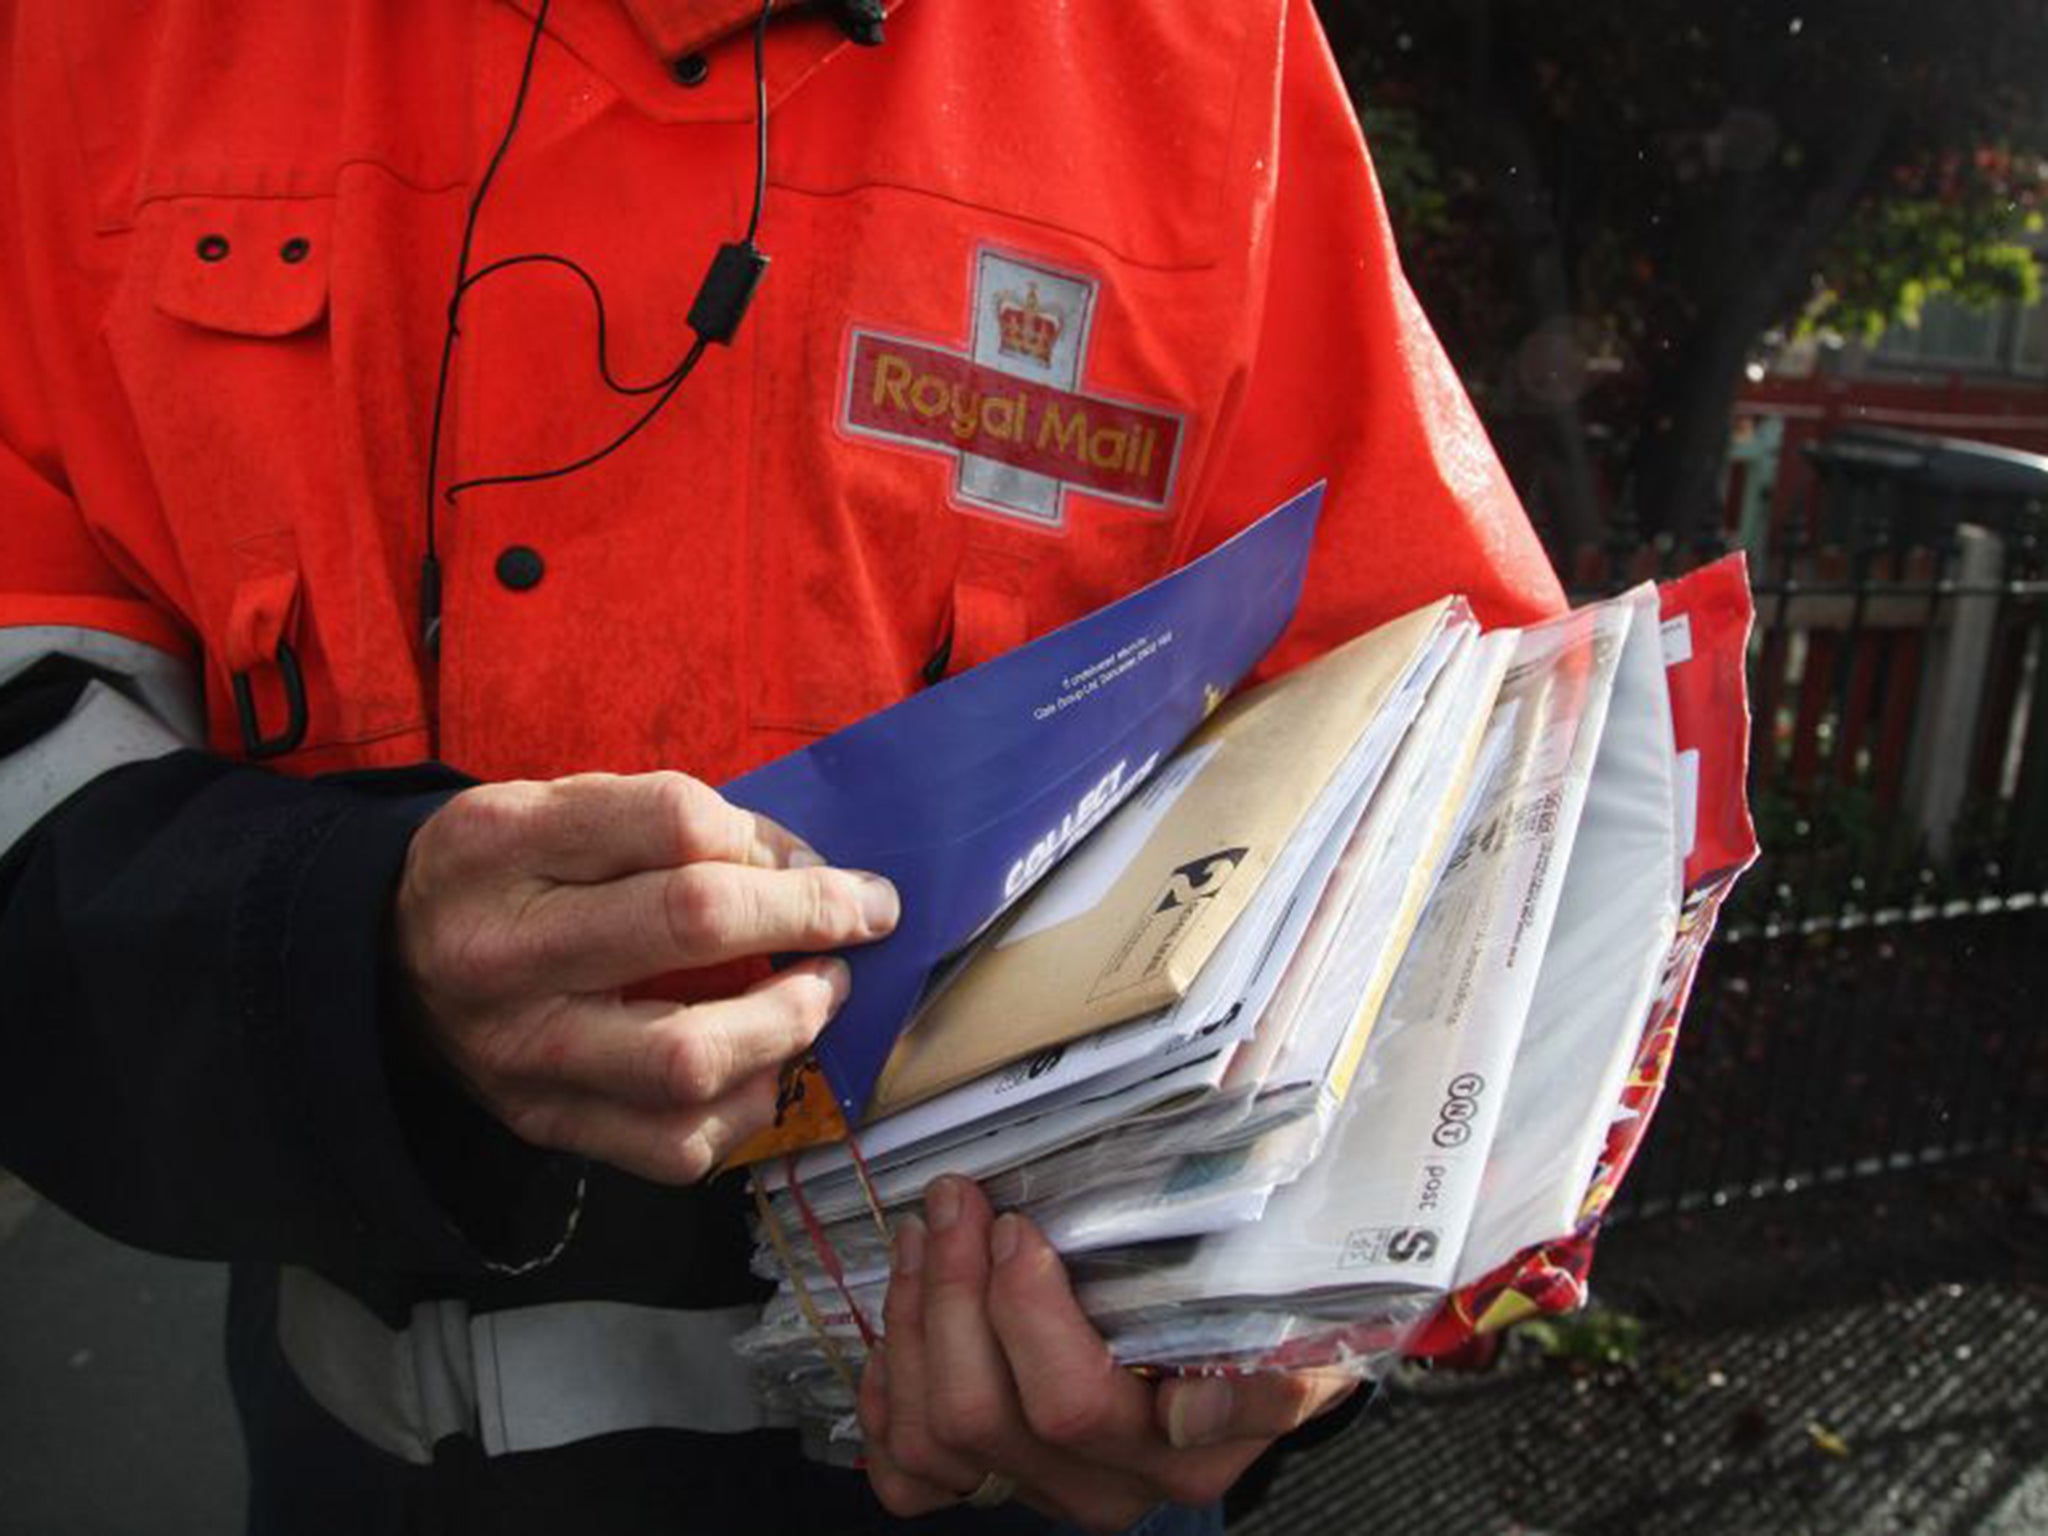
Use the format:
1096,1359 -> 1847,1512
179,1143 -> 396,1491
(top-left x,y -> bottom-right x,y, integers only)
857,1175 -> 1356,1531
393,771 -> 899,1183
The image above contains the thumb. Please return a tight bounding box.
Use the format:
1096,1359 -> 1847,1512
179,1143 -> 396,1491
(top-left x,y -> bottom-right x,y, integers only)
1159,1369 -> 1361,1451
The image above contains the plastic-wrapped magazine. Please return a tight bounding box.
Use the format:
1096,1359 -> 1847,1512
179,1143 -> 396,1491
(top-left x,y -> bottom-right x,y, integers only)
1409,555 -> 1758,1356
735,555 -> 1757,1432
1074,589 -> 1653,1334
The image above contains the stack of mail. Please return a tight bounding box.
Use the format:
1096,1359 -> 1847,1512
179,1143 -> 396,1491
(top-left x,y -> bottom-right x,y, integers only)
726,487 -> 1756,1437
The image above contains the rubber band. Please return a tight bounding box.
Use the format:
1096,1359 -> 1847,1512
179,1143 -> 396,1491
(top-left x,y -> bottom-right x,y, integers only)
783,1153 -> 881,1351
844,1131 -> 892,1251
752,1180 -> 861,1404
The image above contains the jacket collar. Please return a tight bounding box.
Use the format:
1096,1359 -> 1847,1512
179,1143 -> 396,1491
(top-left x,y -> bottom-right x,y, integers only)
502,0 -> 903,125
616,0 -> 799,61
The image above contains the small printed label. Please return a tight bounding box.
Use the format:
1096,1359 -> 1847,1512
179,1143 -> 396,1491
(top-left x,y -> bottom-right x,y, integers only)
1509,787 -> 1562,843
1340,1225 -> 1443,1270
1088,846 -> 1249,1003
993,1045 -> 1069,1095
1660,614 -> 1694,667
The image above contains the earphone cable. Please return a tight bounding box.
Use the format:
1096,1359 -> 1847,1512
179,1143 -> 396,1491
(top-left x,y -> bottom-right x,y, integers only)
419,0 -> 774,644
422,0 -> 555,578
745,0 -> 770,243
456,253 -> 687,396
446,336 -> 708,498
439,0 -> 774,502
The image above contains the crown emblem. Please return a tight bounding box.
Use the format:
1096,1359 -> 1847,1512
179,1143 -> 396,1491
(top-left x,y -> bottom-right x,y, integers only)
995,282 -> 1065,366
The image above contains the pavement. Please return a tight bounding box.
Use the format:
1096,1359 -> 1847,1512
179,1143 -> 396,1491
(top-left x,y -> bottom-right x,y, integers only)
0,1176 -> 243,1536
1235,1281 -> 2048,1536
1232,1157 -> 2048,1536
3,1157 -> 2045,1536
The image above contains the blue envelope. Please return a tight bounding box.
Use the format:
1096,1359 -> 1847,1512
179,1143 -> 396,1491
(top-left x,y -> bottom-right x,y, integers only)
724,483 -> 1323,1158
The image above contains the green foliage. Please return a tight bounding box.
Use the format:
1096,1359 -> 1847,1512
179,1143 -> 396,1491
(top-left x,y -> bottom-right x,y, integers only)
1313,0 -> 2048,538
1750,782 -> 1885,875
1807,150 -> 2048,339
1517,1306 -> 1646,1368
1355,104 -> 1453,243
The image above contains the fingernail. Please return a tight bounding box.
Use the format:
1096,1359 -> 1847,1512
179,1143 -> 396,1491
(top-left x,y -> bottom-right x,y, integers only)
853,872 -> 900,935
926,1177 -> 962,1233
990,1213 -> 1022,1265
1167,1378 -> 1234,1450
818,958 -> 852,1010
893,1216 -> 925,1278
788,841 -> 826,869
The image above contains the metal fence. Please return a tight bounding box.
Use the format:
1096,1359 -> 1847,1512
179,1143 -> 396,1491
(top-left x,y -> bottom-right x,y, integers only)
1573,506 -> 2048,1220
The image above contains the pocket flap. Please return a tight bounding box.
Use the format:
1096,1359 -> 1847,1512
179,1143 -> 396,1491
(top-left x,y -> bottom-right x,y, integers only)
150,197 -> 331,337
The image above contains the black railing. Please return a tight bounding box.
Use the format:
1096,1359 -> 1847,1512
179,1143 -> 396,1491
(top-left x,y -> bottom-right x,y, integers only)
1572,506 -> 2048,1219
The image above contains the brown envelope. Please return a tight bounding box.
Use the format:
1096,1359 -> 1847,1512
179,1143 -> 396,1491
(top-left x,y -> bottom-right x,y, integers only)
867,599 -> 1454,1116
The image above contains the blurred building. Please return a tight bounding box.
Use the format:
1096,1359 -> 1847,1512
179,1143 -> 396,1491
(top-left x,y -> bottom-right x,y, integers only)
1732,285 -> 2048,559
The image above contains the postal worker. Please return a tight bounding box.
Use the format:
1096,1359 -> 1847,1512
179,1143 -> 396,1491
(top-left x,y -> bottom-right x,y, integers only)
0,1 -> 1562,1530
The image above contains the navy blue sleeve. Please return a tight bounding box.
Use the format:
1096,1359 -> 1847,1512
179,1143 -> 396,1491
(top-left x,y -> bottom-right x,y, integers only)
0,750 -> 581,1275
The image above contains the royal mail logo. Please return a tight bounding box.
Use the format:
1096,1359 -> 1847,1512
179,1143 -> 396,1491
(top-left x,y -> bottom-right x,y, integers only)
842,250 -> 1186,530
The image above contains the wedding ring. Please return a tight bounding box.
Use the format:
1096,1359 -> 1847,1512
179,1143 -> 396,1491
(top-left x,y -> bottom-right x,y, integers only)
966,1471 -> 1018,1508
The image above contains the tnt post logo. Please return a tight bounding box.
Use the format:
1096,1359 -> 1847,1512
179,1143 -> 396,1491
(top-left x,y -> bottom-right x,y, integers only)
842,250 -> 1186,531
1432,1073 -> 1487,1148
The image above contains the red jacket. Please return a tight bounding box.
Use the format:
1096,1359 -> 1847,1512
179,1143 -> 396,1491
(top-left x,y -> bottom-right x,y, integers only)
2,0 -> 1559,792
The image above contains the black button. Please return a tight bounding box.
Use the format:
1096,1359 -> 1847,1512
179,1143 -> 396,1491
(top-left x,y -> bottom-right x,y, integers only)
196,234 -> 230,262
495,545 -> 545,592
280,236 -> 311,264
669,51 -> 709,86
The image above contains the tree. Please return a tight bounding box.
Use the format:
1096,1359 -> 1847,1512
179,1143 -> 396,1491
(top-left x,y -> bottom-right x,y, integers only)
1315,0 -> 2048,549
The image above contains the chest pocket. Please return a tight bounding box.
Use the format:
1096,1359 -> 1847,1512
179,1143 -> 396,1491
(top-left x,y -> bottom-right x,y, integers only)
102,193 -> 425,770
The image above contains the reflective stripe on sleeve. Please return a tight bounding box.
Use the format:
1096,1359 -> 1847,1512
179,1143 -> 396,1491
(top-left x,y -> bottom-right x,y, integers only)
472,1293 -> 777,1453
0,629 -> 205,859
278,1267 -> 475,1465
278,1267 -> 782,1463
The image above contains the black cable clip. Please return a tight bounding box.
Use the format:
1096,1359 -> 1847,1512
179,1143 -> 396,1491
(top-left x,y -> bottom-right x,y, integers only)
824,0 -> 885,45
232,639 -> 309,760
688,242 -> 771,345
